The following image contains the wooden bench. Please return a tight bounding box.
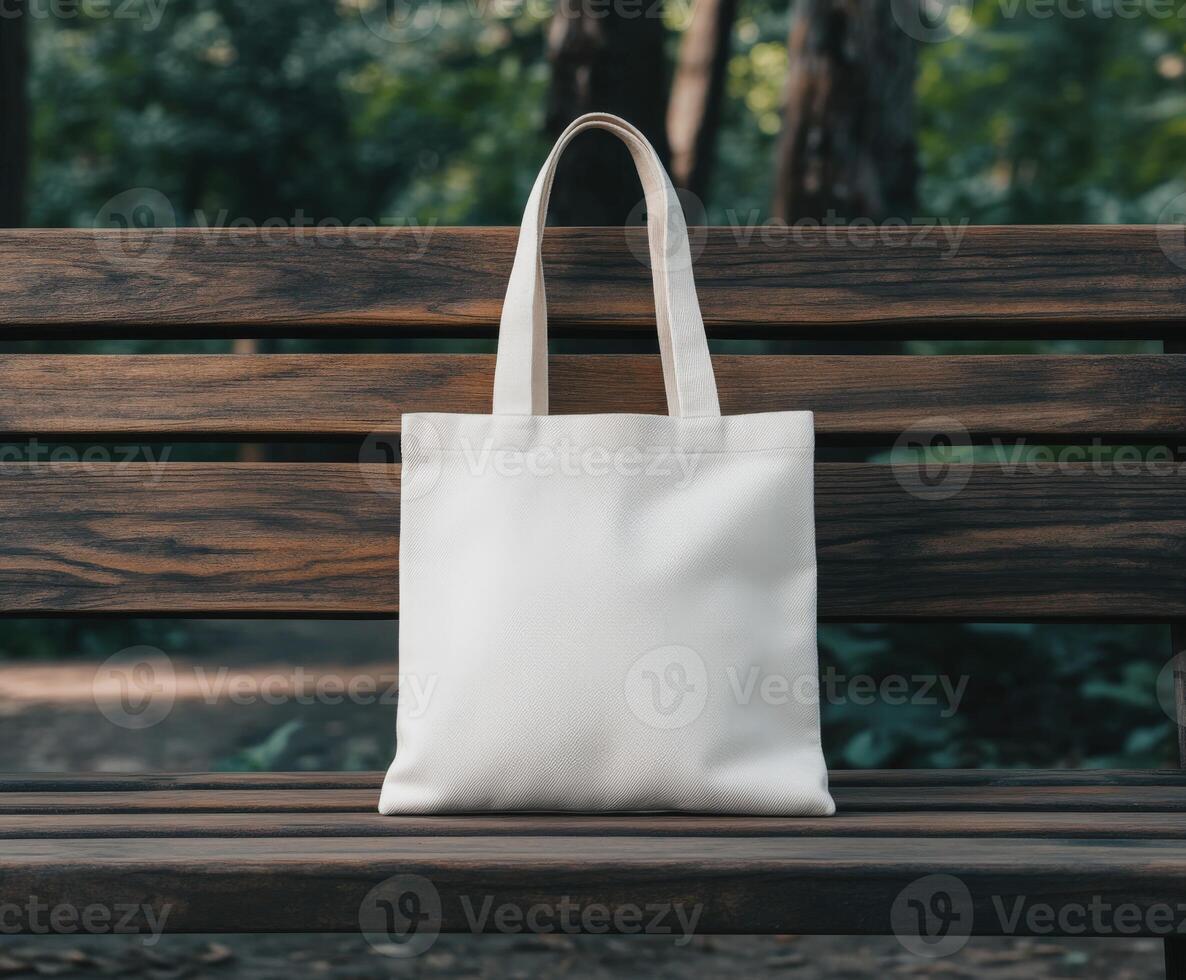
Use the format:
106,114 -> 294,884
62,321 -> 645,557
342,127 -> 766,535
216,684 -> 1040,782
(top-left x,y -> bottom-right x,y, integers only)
3,224 -> 1186,968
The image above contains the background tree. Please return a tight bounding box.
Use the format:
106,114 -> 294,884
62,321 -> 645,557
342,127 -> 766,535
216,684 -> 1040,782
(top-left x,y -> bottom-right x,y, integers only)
773,0 -> 917,221
545,0 -> 672,224
667,0 -> 738,200
0,0 -> 28,227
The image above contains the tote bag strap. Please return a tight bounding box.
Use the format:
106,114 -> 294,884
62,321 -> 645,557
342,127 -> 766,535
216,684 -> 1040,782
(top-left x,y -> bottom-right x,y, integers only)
492,113 -> 721,418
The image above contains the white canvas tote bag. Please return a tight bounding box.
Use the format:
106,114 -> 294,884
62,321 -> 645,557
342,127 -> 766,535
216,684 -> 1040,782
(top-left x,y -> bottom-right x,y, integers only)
380,112 -> 834,816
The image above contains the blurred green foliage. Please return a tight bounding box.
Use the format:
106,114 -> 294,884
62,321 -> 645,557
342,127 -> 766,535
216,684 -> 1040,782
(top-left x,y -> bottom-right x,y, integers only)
26,0 -> 1186,225
7,0 -> 1182,769
30,0 -> 551,227
820,624 -> 1172,770
918,2 -> 1186,224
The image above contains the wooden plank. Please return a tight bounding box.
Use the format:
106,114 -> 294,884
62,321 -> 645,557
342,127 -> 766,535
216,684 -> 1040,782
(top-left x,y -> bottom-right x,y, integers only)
818,463 -> 1186,620
0,789 -> 378,814
834,769 -> 1186,787
2,462 -> 1185,618
2,785 -> 1185,814
3,835 -> 1186,935
3,810 -> 1186,839
2,226 -> 1185,338
2,769 -> 1180,792
835,786 -> 1186,811
0,462 -> 397,616
5,353 -> 1186,441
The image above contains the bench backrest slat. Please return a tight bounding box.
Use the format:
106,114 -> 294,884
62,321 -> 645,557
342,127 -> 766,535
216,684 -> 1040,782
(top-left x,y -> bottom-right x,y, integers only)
1,226 -> 1183,335
2,462 -> 1183,620
2,353 -> 1183,441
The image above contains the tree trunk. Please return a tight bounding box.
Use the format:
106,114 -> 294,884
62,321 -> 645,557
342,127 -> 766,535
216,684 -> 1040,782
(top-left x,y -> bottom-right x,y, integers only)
773,0 -> 917,223
0,1 -> 29,228
546,0 -> 671,225
233,338 -> 268,462
667,0 -> 738,201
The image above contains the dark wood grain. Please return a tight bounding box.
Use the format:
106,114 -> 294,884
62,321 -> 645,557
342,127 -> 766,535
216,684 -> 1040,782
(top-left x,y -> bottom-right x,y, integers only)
0,462 -> 397,616
2,226 -> 1185,337
5,354 -> 1186,441
3,769 -> 1178,792
835,786 -> 1186,811
817,463 -> 1186,620
4,835 -> 1186,936
5,810 -> 1186,839
3,785 -> 1185,814
2,772 -> 1182,935
2,462 -> 1185,618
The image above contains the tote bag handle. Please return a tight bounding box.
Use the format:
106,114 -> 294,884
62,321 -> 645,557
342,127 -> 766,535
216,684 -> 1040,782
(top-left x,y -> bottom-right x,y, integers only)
492,113 -> 721,418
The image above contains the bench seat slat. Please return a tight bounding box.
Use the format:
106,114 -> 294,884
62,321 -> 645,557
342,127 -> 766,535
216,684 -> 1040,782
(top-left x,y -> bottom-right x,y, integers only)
3,810 -> 1186,839
2,462 -> 1185,619
4,354 -> 1186,441
3,785 -> 1186,813
3,834 -> 1186,936
1,769 -> 1179,791
2,226 -> 1184,337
